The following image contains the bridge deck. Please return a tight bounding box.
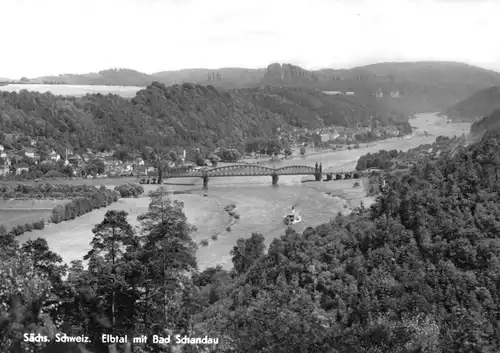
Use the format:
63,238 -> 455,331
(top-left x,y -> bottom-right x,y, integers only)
163,172 -> 319,178
162,168 -> 360,178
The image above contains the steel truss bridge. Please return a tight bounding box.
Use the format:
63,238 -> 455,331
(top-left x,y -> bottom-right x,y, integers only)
144,163 -> 362,188
165,164 -> 320,178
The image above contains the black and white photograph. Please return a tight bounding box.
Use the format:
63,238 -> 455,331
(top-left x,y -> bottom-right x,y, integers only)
1,0 -> 500,352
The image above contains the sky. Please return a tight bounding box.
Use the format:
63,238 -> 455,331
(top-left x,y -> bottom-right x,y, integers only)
1,0 -> 500,79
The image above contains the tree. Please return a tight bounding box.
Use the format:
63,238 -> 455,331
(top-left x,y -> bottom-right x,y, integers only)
84,210 -> 135,266
86,159 -> 105,175
230,232 -> 265,275
220,148 -> 241,162
21,238 -> 68,288
266,139 -> 282,156
83,210 -> 136,336
208,154 -> 220,167
169,150 -> 179,163
195,154 -> 206,166
127,187 -> 201,342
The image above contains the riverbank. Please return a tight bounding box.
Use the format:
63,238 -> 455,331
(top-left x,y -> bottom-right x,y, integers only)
9,113 -> 470,271
304,178 -> 374,210
12,180 -> 370,270
14,192 -> 229,268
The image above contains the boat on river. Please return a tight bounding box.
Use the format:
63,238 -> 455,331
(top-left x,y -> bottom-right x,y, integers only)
284,207 -> 302,225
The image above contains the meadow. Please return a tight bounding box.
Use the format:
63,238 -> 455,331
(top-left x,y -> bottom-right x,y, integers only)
0,84 -> 144,97
0,199 -> 70,229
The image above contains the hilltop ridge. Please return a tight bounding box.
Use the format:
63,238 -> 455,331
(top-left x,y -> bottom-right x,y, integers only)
6,61 -> 500,117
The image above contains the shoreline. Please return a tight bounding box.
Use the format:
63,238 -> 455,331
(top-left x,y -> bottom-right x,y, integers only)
303,178 -> 374,210
9,180 -> 365,271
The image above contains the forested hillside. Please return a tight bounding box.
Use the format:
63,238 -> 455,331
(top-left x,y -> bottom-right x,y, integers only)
239,86 -> 409,129
470,109 -> 500,140
0,82 -> 414,157
0,82 -> 289,154
3,115 -> 500,352
444,86 -> 500,120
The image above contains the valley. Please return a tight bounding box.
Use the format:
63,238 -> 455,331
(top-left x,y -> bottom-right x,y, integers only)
11,112 -> 469,271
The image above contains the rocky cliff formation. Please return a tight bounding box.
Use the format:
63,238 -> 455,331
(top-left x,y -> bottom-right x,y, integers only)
262,63 -> 319,84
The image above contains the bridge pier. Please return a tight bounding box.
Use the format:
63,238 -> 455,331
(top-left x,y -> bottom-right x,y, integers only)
271,172 -> 279,186
314,162 -> 322,181
326,173 -> 333,181
202,175 -> 209,189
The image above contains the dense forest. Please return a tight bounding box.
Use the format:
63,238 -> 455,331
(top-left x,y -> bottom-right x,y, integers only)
0,82 -> 288,154
3,116 -> 500,352
239,86 -> 412,130
0,82 -> 412,157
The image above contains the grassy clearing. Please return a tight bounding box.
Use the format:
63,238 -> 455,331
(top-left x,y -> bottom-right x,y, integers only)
0,199 -> 69,209
0,210 -> 51,229
0,199 -> 71,229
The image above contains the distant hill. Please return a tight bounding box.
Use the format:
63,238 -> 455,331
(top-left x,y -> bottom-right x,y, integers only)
444,86 -> 500,120
30,68 -> 155,86
151,68 -> 266,88
11,61 -> 500,117
260,61 -> 500,116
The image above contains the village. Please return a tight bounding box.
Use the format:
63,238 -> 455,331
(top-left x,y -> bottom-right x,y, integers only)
0,118 -> 410,181
290,123 -> 404,147
0,135 -> 175,179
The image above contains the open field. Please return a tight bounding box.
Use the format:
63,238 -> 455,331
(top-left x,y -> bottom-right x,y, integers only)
1,210 -> 49,230
0,199 -> 70,230
0,200 -> 69,229
0,84 -> 144,97
0,199 -> 69,209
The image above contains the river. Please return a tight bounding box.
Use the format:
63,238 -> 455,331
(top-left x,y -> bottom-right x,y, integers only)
14,112 -> 470,270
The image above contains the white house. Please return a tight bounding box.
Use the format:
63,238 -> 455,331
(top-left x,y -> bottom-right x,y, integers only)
345,91 -> 355,96
49,150 -> 61,161
134,157 -> 145,166
0,145 -> 6,158
24,148 -> 35,158
390,90 -> 401,98
323,91 -> 343,96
